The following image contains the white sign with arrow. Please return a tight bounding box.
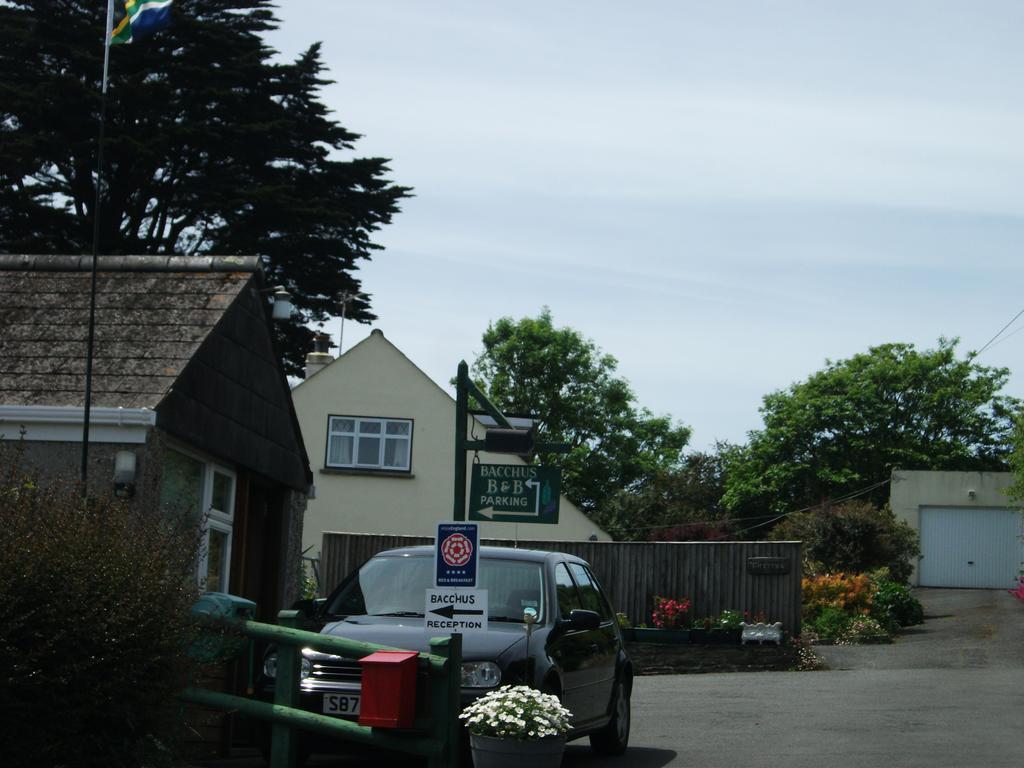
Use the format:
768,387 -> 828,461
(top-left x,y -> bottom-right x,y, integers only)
424,588 -> 489,634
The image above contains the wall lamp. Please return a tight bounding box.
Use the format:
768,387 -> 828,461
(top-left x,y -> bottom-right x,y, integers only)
114,450 -> 137,498
260,285 -> 294,321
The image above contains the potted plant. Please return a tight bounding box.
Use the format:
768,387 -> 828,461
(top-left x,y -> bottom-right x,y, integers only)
459,685 -> 573,768
631,595 -> 691,644
690,610 -> 743,644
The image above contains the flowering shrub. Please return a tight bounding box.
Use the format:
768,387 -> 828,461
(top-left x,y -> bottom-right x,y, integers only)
836,616 -> 887,645
1010,575 -> 1024,601
459,685 -> 572,740
802,573 -> 873,620
651,595 -> 691,629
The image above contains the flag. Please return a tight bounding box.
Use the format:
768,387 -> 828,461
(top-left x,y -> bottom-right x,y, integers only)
110,0 -> 174,45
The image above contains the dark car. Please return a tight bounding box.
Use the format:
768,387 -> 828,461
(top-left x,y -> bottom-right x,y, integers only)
259,545 -> 631,759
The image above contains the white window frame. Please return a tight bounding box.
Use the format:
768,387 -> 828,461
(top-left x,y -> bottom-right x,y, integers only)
326,416 -> 413,472
199,463 -> 236,593
165,444 -> 236,593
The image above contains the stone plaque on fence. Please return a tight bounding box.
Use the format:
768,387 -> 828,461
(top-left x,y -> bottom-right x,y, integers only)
746,556 -> 791,575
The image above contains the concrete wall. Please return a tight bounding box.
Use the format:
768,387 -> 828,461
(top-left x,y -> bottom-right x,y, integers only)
890,469 -> 1018,585
292,330 -> 610,559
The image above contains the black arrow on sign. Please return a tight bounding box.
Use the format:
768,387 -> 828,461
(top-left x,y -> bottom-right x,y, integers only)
430,604 -> 484,619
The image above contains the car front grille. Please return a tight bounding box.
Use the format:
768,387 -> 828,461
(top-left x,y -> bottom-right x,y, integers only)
308,656 -> 362,684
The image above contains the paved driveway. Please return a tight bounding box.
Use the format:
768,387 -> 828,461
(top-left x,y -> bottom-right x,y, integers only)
196,589 -> 1024,768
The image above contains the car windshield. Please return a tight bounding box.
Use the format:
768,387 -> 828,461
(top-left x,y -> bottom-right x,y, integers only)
325,554 -> 545,622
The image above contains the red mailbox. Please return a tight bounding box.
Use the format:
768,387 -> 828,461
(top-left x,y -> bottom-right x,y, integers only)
357,650 -> 419,729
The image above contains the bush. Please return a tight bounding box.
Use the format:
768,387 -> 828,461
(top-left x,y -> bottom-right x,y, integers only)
808,606 -> 852,639
0,461 -> 202,768
870,579 -> 924,630
771,500 -> 921,583
836,616 -> 888,644
802,572 -> 873,621
651,595 -> 691,629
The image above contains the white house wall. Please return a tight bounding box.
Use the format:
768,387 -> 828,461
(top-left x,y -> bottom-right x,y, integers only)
292,331 -> 610,559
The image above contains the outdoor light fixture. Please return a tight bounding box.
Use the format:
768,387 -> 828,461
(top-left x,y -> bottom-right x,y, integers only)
271,288 -> 294,321
113,450 -> 137,498
484,427 -> 535,456
967,488 -> 977,499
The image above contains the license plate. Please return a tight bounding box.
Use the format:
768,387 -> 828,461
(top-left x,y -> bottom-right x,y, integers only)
323,693 -> 361,716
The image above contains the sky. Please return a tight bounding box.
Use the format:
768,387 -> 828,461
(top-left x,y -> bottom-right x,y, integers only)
268,1 -> 1024,451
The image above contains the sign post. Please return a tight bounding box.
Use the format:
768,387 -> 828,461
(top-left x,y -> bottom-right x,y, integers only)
430,522 -> 487,634
452,360 -> 570,522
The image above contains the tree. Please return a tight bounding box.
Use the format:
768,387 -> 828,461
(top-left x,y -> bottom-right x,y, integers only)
0,1 -> 410,375
722,338 -> 1019,522
1007,411 -> 1024,504
769,500 -> 921,583
469,309 -> 691,517
595,446 -> 734,541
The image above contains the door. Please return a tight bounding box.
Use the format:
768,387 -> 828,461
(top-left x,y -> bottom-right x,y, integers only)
547,563 -> 596,723
919,507 -> 1024,588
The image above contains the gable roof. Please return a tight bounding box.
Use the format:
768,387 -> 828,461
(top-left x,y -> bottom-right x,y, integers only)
0,254 -> 311,490
0,254 -> 257,408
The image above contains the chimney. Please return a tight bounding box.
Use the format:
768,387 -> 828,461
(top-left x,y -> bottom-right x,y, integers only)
304,333 -> 334,379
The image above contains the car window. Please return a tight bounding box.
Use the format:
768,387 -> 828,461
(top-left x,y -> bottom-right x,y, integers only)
326,554 -> 544,620
568,563 -> 609,618
554,563 -> 583,619
481,560 -> 544,621
584,565 -> 616,620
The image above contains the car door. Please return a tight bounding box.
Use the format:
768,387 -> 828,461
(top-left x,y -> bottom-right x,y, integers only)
566,563 -> 618,718
547,562 -> 595,724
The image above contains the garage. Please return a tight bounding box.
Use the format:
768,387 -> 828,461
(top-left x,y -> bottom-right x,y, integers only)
890,470 -> 1023,588
918,507 -> 1023,589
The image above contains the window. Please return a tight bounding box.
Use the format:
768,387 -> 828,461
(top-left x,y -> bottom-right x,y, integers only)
554,563 -> 583,619
568,563 -> 611,619
161,448 -> 236,592
326,416 -> 412,471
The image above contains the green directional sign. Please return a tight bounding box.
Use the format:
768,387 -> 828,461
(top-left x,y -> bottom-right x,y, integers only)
469,464 -> 560,524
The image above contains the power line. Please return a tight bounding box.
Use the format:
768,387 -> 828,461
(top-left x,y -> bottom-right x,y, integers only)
973,306 -> 1024,358
615,477 -> 892,539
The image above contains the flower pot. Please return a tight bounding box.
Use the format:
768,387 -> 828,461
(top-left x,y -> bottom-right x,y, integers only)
629,627 -> 690,644
469,733 -> 566,768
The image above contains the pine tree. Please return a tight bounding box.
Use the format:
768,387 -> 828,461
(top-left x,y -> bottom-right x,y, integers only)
0,1 -> 410,375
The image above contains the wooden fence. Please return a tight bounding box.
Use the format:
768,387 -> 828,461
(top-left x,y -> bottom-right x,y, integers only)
320,533 -> 803,634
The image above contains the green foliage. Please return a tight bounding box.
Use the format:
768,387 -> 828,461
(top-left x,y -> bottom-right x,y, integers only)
597,446 -> 734,540
1007,410 -> 1024,504
717,609 -> 743,630
469,309 -> 691,516
0,460 -> 202,768
0,0 -> 410,376
870,579 -> 924,630
808,606 -> 853,639
722,339 -> 1018,522
772,500 -> 921,583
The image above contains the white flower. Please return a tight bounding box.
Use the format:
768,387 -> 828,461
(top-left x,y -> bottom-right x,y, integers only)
459,684 -> 573,740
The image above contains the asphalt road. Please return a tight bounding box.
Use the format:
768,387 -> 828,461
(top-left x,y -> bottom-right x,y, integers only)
196,589 -> 1024,768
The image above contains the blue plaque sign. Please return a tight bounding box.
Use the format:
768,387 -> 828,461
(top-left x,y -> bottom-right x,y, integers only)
435,522 -> 479,587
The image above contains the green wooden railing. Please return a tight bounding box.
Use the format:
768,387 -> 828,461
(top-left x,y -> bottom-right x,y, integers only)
180,610 -> 462,768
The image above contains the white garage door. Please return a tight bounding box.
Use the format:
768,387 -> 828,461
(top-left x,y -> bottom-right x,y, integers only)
919,507 -> 1024,588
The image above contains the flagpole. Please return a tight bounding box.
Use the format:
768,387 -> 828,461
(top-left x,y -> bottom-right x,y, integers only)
81,0 -> 117,492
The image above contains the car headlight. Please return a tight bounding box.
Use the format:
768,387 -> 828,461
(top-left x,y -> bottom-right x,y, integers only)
461,661 -> 501,688
263,652 -> 312,680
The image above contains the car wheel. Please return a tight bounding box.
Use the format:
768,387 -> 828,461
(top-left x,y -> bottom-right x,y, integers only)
589,677 -> 630,756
